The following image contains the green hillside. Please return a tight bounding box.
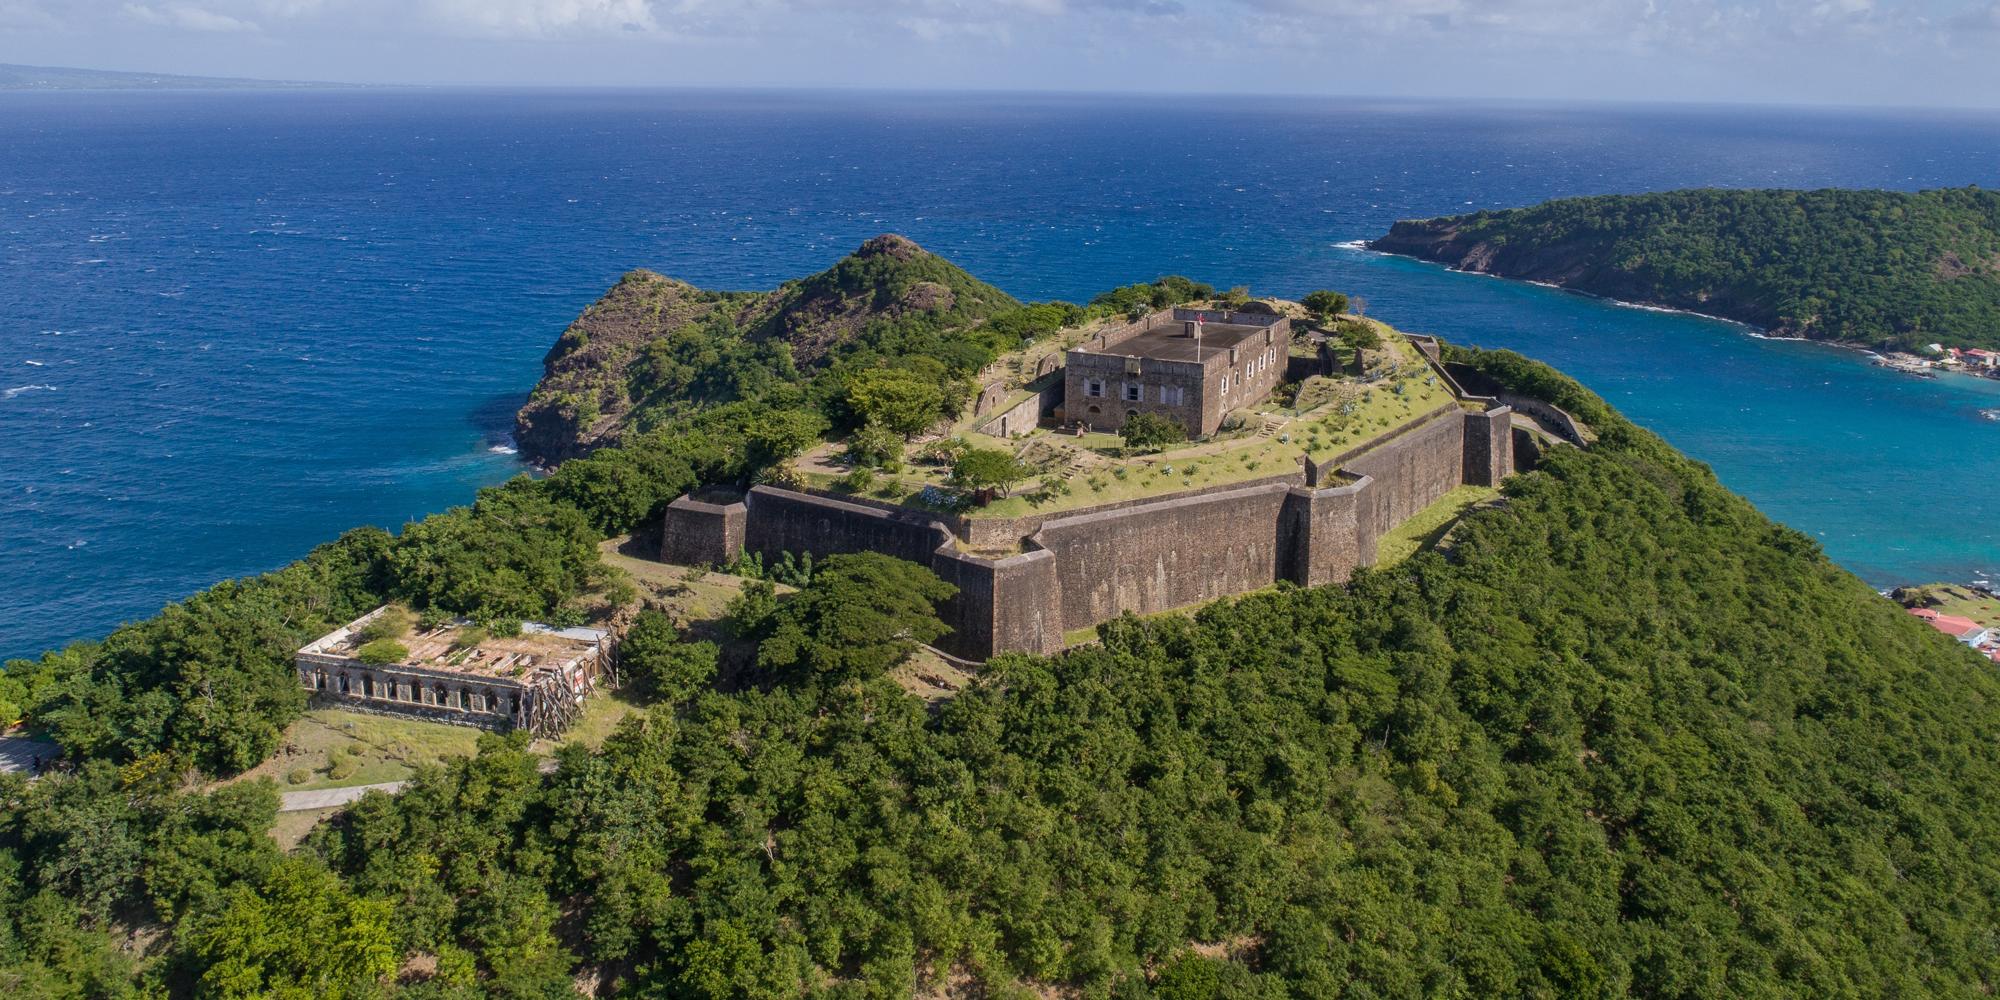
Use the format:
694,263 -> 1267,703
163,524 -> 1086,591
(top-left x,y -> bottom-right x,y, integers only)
4,248 -> 1998,997
514,235 -> 1022,465
1373,186 -> 2000,351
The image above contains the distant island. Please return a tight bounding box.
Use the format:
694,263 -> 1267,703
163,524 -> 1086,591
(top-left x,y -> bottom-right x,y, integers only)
0,63 -> 335,91
1371,186 -> 2000,353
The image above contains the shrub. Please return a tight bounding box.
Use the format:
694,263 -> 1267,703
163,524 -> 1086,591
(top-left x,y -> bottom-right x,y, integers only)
286,767 -> 311,785
327,756 -> 357,780
840,467 -> 877,493
354,639 -> 408,665
356,607 -> 412,644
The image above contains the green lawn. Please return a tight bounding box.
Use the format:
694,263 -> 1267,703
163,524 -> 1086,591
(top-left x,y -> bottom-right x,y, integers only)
236,707 -> 485,793
540,690 -> 647,752
1898,583 -> 2000,630
1374,484 -> 1502,567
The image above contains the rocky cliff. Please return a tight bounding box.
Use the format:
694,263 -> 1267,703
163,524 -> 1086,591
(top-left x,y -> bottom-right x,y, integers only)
514,235 -> 1020,466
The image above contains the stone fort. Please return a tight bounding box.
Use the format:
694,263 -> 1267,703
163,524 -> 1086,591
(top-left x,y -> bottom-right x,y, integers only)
1065,308 -> 1291,437
663,333 -> 1545,661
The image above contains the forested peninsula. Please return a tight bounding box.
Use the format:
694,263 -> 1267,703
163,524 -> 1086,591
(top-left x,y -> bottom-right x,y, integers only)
1371,186 -> 2000,351
4,238 -> 2000,998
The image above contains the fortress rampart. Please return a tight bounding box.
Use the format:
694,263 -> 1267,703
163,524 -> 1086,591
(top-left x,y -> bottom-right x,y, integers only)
663,398 -> 1516,661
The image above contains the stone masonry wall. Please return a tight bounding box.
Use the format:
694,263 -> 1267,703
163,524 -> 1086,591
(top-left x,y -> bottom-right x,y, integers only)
661,494 -> 746,566
1031,482 -> 1293,630
656,400 -> 1518,659
1462,406 -> 1514,487
741,485 -> 944,567
978,378 -> 1064,438
1342,406 -> 1469,534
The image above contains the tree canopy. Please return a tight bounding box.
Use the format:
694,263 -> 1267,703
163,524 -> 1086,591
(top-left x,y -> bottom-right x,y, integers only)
5,257 -> 1999,998
950,447 -> 1030,497
1376,186 -> 2000,350
746,552 -> 956,683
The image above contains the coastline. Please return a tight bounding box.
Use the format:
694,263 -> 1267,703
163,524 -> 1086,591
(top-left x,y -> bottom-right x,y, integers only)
1351,241 -> 2000,378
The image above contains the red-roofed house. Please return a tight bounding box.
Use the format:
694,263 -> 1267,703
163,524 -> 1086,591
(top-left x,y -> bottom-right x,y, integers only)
1908,607 -> 1991,645
1964,348 -> 2000,369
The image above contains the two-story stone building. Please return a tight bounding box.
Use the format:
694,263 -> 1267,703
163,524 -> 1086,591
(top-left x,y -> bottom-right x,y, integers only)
1064,307 -> 1290,437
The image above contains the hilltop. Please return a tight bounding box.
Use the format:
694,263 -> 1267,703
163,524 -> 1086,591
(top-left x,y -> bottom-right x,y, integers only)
1372,186 -> 2000,351
514,235 -> 1020,464
4,244 -> 1999,997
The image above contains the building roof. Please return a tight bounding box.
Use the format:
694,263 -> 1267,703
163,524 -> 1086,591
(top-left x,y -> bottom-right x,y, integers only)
1909,607 -> 1986,641
1078,319 -> 1272,365
299,605 -> 605,681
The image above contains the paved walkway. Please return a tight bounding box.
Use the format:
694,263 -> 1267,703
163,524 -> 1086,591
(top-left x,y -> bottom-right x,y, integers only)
276,758 -> 555,812
279,781 -> 405,812
0,735 -> 59,775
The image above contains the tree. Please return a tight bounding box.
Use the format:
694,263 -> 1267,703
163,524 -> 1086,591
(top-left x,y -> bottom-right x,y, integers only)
754,553 -> 955,682
845,368 -> 947,438
1119,412 -> 1187,451
617,611 -> 719,704
390,479 -> 601,623
1301,289 -> 1349,322
185,858 -> 396,999
1337,318 -> 1383,354
844,423 -> 904,469
950,448 -> 1030,498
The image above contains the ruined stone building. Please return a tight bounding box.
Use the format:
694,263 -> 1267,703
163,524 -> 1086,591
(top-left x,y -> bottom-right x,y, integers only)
1064,308 -> 1291,436
296,607 -> 613,737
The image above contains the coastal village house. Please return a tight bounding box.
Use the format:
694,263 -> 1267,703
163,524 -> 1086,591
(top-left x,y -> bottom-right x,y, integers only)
1909,607 -> 1994,647
1064,308 -> 1290,437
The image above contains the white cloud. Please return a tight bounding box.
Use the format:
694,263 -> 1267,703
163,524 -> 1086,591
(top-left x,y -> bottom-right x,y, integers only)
121,2 -> 259,31
413,0 -> 661,38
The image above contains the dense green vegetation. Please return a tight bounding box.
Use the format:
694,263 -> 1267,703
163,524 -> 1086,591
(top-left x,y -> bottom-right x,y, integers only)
4,243 -> 1996,997
1375,186 -> 2000,350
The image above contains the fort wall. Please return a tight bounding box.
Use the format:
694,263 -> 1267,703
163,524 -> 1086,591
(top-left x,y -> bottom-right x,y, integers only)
1031,481 -> 1293,630
662,494 -> 746,567
660,399 -> 1518,660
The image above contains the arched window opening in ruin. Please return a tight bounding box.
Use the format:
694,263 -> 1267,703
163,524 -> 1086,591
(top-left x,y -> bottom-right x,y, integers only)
360,674 -> 373,698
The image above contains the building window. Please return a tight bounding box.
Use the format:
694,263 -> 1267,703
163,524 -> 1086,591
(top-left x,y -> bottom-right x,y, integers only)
1160,385 -> 1183,405
1123,383 -> 1142,402
1086,379 -> 1105,398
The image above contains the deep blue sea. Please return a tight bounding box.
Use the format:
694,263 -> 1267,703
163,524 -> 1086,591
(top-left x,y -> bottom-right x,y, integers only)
6,89 -> 2000,660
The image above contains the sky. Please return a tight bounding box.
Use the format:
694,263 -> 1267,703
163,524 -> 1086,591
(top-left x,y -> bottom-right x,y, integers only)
1,0 -> 1999,107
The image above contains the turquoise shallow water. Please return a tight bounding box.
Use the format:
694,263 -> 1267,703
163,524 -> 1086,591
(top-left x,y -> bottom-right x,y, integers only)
4,90 -> 1999,659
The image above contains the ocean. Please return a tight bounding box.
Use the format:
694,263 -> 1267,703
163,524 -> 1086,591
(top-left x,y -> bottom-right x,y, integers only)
5,89 -> 1999,660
